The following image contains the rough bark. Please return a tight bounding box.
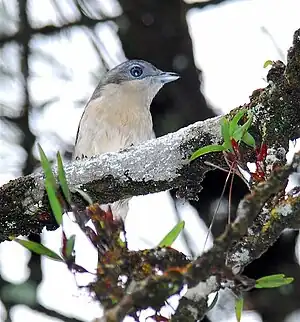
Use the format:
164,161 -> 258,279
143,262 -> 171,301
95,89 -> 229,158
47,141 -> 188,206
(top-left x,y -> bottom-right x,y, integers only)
2,28 -> 300,242
0,115 -> 222,241
98,151 -> 300,321
1,25 -> 300,322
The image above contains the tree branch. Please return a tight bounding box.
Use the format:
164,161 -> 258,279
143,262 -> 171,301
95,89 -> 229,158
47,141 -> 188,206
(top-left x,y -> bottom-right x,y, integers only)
0,15 -> 118,47
96,152 -> 300,321
0,115 -> 223,241
169,28 -> 300,322
1,22 -> 300,322
172,193 -> 300,321
2,29 -> 300,242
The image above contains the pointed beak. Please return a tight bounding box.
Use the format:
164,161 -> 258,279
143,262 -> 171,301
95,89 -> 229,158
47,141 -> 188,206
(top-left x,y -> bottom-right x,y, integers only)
155,71 -> 180,84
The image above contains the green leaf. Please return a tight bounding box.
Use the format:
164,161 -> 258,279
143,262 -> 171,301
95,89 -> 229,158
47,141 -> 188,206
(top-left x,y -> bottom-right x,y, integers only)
65,235 -> 76,259
242,131 -> 256,147
57,152 -> 71,204
263,60 -> 273,68
229,110 -> 246,136
190,144 -> 225,161
45,177 -> 63,225
242,111 -> 253,132
38,144 -> 56,188
221,117 -> 231,150
255,274 -> 294,288
14,238 -> 63,261
38,145 -> 63,225
232,112 -> 253,142
235,297 -> 244,322
72,187 -> 93,205
158,221 -> 185,247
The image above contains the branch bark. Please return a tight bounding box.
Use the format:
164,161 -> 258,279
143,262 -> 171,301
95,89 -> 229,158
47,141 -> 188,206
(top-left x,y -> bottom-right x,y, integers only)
0,115 -> 222,241
173,175 -> 300,321
97,152 -> 300,321
1,29 -> 300,242
1,22 -> 300,322
0,15 -> 117,47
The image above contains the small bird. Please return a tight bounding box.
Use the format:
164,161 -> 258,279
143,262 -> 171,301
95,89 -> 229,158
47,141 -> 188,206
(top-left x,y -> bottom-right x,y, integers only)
74,59 -> 179,220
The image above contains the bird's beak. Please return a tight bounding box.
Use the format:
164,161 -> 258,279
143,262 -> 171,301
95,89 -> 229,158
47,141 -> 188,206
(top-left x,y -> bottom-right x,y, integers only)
155,71 -> 180,84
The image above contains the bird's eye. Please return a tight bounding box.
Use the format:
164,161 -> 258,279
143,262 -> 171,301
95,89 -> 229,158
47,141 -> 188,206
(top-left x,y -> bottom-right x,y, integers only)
130,66 -> 143,78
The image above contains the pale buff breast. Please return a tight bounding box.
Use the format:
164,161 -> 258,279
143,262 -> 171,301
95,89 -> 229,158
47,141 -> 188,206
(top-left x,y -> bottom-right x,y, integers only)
74,82 -> 155,158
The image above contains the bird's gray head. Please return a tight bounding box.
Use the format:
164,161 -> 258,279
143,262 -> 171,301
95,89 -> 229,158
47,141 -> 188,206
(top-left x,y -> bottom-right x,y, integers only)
91,60 -> 179,105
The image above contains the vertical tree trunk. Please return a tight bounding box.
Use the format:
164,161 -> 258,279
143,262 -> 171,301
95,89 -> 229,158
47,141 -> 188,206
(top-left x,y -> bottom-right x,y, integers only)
117,0 -> 215,137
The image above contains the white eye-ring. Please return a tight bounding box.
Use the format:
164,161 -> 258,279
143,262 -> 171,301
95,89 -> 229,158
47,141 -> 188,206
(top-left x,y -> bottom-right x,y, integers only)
130,66 -> 143,78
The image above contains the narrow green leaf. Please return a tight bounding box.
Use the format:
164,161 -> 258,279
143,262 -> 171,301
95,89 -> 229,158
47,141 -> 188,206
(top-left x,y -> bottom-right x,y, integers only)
235,297 -> 244,322
57,152 -> 71,204
14,238 -> 63,261
38,144 -> 56,188
158,221 -> 185,247
232,127 -> 244,143
263,60 -> 273,68
190,144 -> 226,161
229,110 -> 246,136
65,235 -> 76,259
232,112 -> 253,142
255,274 -> 294,288
45,177 -> 63,225
242,131 -> 256,147
241,112 -> 253,132
38,145 -> 63,225
221,117 -> 231,149
72,187 -> 93,205
257,273 -> 284,281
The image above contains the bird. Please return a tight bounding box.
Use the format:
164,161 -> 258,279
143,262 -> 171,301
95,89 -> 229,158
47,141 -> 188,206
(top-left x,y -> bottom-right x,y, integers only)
73,59 -> 179,221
